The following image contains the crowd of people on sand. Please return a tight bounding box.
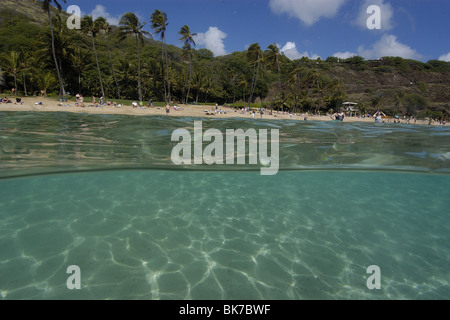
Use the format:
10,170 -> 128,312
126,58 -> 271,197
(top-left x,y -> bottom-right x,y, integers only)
1,93 -> 447,126
73,94 -> 124,108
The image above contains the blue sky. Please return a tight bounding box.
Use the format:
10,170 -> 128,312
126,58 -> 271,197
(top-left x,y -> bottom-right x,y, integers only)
70,0 -> 450,62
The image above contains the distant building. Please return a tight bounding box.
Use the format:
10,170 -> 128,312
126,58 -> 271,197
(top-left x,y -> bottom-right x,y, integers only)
343,102 -> 359,116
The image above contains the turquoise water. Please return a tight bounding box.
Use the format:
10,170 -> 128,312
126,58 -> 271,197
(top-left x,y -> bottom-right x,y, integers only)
0,112 -> 449,299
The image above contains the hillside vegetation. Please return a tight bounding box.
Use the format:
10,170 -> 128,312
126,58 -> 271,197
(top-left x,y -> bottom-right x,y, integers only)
1,0 -> 449,120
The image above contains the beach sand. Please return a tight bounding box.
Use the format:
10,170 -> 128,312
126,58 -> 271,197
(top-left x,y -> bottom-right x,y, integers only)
0,96 -> 434,125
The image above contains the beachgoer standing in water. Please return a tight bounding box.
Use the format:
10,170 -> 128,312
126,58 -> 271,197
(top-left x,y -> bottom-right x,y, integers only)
373,111 -> 386,123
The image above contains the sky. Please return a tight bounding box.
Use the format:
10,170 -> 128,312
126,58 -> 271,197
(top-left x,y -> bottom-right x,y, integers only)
68,0 -> 450,62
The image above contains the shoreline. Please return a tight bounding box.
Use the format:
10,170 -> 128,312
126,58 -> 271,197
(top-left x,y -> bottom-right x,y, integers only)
0,96 -> 441,126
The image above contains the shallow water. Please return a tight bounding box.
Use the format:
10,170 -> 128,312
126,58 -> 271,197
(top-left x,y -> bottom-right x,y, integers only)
0,170 -> 449,300
0,112 -> 449,300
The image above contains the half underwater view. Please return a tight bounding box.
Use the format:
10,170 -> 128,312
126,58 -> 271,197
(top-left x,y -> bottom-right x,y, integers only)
0,112 -> 449,300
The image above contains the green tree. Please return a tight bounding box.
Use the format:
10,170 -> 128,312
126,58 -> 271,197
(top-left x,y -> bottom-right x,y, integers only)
36,71 -> 57,97
393,90 -> 406,115
151,10 -> 170,103
81,15 -> 105,98
265,43 -> 282,102
237,74 -> 249,103
32,0 -> 66,98
246,43 -> 263,108
18,51 -> 35,96
371,94 -> 384,112
97,17 -> 121,99
303,69 -> 328,113
1,51 -> 20,95
115,58 -> 136,99
178,25 -> 196,104
70,47 -> 91,94
326,79 -> 347,111
119,12 -> 151,102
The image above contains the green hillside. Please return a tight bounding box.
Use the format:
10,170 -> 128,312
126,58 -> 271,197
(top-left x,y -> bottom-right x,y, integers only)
1,0 -> 449,120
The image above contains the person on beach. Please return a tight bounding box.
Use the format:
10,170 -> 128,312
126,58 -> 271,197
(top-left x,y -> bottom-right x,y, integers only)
75,94 -> 84,107
166,104 -> 170,114
330,111 -> 345,121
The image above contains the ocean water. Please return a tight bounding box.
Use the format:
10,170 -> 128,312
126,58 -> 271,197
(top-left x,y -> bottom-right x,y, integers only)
0,112 -> 449,300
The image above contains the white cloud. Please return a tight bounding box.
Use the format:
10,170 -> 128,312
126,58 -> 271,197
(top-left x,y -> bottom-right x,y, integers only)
356,0 -> 394,30
438,53 -> 450,62
269,0 -> 346,26
333,51 -> 357,59
280,42 -> 320,60
193,27 -> 227,57
357,34 -> 421,60
90,5 -> 121,26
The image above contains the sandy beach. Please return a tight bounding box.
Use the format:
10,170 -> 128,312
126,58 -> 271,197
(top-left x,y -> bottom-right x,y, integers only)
0,96 -> 435,125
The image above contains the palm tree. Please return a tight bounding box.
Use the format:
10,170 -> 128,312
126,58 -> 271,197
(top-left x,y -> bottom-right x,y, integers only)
192,70 -> 204,104
36,71 -> 57,97
265,44 -> 282,102
81,15 -> 105,99
70,47 -> 91,94
115,58 -> 133,97
178,25 -> 196,104
238,74 -> 249,103
1,51 -> 20,95
246,43 -> 263,108
151,10 -> 170,103
18,51 -> 35,96
97,17 -> 121,99
119,13 -> 151,102
371,93 -> 384,112
303,69 -> 327,113
32,0 -> 66,99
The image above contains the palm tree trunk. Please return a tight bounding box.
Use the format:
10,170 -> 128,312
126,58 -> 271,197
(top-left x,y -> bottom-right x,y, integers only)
13,71 -> 17,96
92,35 -> 105,99
164,39 -> 171,103
181,72 -> 187,104
161,41 -> 167,103
276,58 -> 281,102
186,55 -> 192,104
248,61 -> 258,108
78,71 -> 81,94
136,34 -> 142,102
47,6 -> 65,99
22,71 -> 28,96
